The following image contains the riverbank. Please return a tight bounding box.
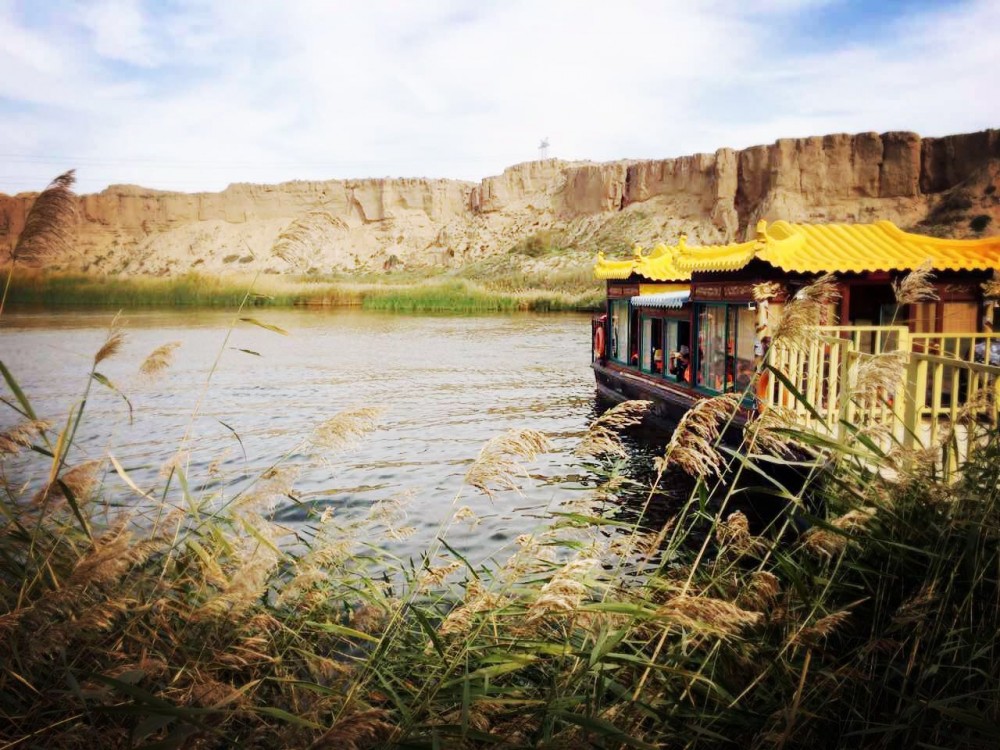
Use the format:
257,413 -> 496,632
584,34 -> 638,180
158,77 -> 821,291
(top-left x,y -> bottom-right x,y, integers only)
2,268 -> 604,312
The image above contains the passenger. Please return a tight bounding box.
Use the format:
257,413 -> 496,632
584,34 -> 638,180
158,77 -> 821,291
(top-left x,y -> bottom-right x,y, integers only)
653,347 -> 664,373
670,345 -> 690,380
735,361 -> 755,389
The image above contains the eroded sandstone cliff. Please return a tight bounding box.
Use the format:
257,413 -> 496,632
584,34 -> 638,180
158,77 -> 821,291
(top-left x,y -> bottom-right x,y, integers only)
1,129 -> 997,275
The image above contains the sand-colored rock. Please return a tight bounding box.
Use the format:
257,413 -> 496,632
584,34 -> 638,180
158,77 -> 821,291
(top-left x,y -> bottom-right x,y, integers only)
1,128 -> 997,276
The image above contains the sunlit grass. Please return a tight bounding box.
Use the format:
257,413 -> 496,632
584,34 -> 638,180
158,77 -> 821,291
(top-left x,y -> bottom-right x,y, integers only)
3,268 -> 603,312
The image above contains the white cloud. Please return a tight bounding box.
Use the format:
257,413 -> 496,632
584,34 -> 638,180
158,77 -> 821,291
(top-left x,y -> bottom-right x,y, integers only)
77,0 -> 161,67
0,0 -> 997,194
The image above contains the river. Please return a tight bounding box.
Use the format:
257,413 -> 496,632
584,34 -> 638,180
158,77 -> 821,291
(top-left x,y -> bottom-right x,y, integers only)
2,308 -> 656,565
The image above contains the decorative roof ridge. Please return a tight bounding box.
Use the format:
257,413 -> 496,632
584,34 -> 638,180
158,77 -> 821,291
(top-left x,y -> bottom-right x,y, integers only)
594,219 -> 1000,280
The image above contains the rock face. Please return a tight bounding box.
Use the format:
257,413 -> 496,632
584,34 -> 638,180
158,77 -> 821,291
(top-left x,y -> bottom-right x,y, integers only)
2,129 -> 998,275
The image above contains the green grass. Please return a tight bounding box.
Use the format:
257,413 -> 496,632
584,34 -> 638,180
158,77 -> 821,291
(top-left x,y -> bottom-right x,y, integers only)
362,278 -> 601,313
3,269 -> 603,313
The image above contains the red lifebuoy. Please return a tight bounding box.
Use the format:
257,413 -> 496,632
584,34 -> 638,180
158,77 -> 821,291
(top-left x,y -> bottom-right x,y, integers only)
593,325 -> 605,358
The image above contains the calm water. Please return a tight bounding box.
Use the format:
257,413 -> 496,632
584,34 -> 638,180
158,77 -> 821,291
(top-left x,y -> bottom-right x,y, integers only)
1,308 -> 642,564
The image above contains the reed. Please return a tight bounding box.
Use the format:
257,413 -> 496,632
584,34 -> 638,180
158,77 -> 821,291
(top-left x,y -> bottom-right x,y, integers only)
1,290 -> 998,748
3,269 -> 602,312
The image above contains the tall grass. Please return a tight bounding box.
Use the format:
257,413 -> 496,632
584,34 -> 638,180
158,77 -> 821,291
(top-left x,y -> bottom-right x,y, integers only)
2,280 -> 999,748
3,269 -> 602,313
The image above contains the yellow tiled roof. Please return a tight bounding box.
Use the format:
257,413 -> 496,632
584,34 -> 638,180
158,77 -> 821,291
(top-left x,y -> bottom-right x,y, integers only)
594,243 -> 692,281
594,220 -> 1000,280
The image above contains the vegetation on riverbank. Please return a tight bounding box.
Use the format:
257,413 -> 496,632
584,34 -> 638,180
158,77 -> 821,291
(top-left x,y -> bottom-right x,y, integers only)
2,268 -> 603,313
2,273 -> 998,748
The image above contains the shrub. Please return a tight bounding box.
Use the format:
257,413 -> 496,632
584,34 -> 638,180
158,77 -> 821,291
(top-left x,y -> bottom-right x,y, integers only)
511,230 -> 558,258
940,189 -> 974,212
970,214 -> 992,232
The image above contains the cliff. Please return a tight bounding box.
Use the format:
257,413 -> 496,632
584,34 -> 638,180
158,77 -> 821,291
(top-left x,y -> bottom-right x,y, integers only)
2,129 -> 998,275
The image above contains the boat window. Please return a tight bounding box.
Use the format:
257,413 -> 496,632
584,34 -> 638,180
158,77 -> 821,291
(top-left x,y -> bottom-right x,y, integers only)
697,305 -> 728,391
640,316 -> 664,374
640,318 -> 653,371
733,306 -> 756,391
609,300 -> 630,364
665,321 -> 678,379
629,308 -> 640,367
695,304 -> 756,393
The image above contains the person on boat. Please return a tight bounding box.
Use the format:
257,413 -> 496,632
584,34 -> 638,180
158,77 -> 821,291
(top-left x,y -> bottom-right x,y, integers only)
653,347 -> 664,373
669,345 -> 690,380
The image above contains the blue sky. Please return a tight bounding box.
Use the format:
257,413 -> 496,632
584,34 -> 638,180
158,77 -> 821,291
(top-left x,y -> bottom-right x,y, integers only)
0,0 -> 997,194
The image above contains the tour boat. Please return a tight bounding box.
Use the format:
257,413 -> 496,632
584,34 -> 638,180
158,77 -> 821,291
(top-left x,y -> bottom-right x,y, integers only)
591,219 -> 1000,465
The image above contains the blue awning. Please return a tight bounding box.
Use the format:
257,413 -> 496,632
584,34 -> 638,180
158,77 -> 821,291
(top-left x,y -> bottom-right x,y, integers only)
630,290 -> 690,309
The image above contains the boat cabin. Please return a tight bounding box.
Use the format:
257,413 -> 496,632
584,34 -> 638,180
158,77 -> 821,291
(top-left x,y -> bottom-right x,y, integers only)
592,219 -> 1000,458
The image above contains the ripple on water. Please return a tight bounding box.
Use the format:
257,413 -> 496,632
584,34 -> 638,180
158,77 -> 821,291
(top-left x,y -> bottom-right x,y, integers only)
2,308 -> 643,564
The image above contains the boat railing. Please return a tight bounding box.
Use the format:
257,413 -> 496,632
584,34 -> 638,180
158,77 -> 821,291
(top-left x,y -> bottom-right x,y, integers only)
909,331 -> 1000,364
764,325 -> 1000,479
815,324 -> 910,354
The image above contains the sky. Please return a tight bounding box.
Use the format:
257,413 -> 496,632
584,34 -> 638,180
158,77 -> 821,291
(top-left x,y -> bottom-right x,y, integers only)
0,0 -> 997,195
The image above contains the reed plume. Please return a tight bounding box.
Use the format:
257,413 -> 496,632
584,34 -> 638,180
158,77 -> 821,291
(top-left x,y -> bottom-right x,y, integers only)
656,594 -> 763,637
453,505 -> 479,525
802,506 -> 876,558
32,459 -> 102,507
527,557 -> 597,620
310,405 -> 386,454
439,579 -> 507,635
656,393 -> 739,478
576,400 -> 651,458
465,428 -> 551,497
311,708 -> 394,750
851,351 -> 907,404
417,561 -> 462,590
893,260 -> 938,304
792,609 -> 853,645
0,419 -> 50,455
94,324 -> 126,365
748,404 -> 798,453
9,170 -> 77,264
739,570 -> 781,610
773,273 -> 840,343
138,341 -> 181,379
715,510 -> 764,556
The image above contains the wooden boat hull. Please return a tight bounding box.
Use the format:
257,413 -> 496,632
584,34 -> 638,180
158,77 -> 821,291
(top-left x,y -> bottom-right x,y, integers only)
592,360 -> 749,431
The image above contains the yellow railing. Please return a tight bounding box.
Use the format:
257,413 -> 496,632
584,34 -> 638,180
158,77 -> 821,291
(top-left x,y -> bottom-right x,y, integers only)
763,325 -> 1000,478
910,332 -> 1000,364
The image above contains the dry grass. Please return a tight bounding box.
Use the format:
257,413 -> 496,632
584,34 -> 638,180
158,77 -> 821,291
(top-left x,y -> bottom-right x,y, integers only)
0,419 -> 50,455
310,405 -> 386,454
139,341 -> 181,379
10,170 -> 77,264
464,428 -> 552,498
893,260 -> 938,305
575,399 -> 651,457
657,393 -> 740,477
773,274 -> 840,344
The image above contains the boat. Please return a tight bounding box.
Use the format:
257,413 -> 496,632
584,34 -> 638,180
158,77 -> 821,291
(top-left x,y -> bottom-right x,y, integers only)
591,219 -> 1000,465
